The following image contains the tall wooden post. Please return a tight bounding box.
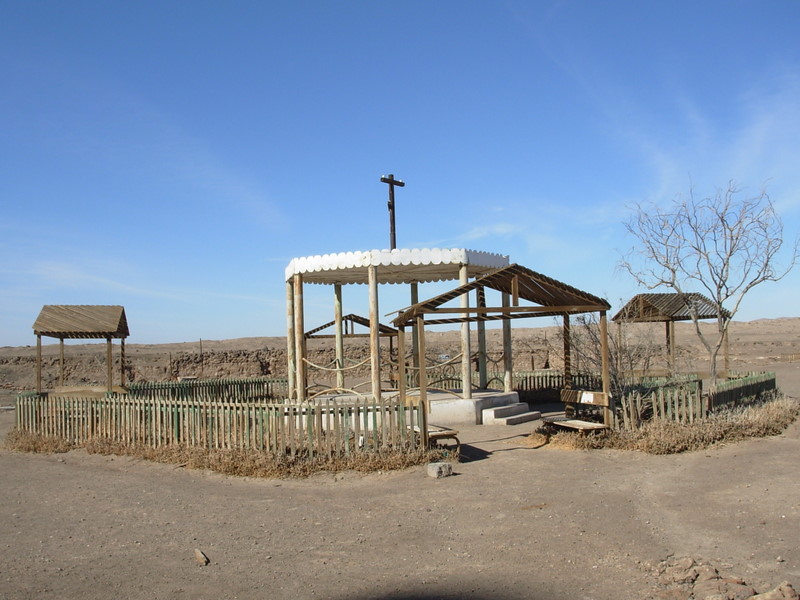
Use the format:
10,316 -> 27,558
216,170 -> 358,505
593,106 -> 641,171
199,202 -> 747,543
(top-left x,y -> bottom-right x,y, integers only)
120,338 -> 126,387
600,311 -> 613,427
723,321 -> 730,377
380,174 -> 405,250
334,283 -> 345,389
36,334 -> 42,394
59,338 -> 65,387
460,265 -> 472,399
666,321 -> 675,374
397,326 -> 407,404
286,280 -> 296,399
417,315 -> 427,408
293,274 -> 306,401
368,264 -> 381,402
106,337 -> 113,393
476,286 -> 488,389
502,293 -> 513,392
410,282 -> 420,376
563,314 -> 572,389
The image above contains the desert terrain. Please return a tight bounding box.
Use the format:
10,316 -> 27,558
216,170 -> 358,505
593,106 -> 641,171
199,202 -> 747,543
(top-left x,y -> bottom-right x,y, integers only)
1,318 -> 799,599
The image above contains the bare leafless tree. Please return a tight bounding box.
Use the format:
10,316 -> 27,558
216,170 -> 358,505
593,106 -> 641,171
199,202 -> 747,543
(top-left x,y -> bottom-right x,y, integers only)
620,181 -> 797,388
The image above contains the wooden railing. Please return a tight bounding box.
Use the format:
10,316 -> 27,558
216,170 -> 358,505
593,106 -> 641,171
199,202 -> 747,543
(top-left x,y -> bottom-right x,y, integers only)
15,394 -> 425,456
127,377 -> 289,402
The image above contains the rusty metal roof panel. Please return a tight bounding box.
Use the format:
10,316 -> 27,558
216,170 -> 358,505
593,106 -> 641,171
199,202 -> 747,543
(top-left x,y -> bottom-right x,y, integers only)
612,293 -> 730,322
392,264 -> 610,327
33,305 -> 129,339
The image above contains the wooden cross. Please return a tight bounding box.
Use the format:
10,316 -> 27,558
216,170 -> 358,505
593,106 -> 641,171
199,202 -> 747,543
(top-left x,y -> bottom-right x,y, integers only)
380,174 -> 405,250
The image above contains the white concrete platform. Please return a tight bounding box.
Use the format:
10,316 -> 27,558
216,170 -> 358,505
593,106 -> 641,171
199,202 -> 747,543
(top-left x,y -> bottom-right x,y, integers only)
418,389 -> 525,426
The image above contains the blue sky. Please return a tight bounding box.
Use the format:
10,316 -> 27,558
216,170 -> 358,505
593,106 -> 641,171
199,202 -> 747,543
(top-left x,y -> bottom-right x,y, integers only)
2,1 -> 800,346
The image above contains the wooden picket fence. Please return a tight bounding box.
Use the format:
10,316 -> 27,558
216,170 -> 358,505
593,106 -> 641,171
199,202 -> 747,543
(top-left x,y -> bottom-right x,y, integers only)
127,377 -> 289,402
708,371 -> 776,409
15,393 -> 426,456
619,371 -> 776,429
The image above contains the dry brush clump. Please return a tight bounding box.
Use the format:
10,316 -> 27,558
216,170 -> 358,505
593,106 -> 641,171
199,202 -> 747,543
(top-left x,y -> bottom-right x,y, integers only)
4,429 -> 76,454
535,394 -> 799,454
5,430 -> 447,478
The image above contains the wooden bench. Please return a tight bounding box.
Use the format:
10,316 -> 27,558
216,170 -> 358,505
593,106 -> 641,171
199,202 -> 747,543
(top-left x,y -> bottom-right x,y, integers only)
411,424 -> 461,456
542,389 -> 611,435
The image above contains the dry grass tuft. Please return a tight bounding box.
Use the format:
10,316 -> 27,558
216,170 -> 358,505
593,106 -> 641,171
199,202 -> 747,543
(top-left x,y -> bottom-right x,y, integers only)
533,394 -> 799,454
5,428 -> 447,478
83,438 -> 447,478
5,429 -> 76,454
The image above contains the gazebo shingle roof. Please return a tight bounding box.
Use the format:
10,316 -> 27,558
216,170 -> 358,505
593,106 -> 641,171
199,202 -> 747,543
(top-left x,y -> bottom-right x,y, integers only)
33,305 -> 130,339
612,293 -> 730,323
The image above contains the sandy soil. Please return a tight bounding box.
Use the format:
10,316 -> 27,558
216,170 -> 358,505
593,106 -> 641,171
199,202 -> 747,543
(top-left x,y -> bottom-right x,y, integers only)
1,325 -> 799,599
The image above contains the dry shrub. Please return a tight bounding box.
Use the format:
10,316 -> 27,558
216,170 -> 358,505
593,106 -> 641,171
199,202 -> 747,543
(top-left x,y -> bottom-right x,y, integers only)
83,438 -> 446,478
4,429 -> 75,454
534,394 -> 799,454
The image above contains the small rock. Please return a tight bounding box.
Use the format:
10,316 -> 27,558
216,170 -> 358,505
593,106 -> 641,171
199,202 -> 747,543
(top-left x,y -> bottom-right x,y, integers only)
194,549 -> 210,566
751,582 -> 799,600
427,462 -> 453,479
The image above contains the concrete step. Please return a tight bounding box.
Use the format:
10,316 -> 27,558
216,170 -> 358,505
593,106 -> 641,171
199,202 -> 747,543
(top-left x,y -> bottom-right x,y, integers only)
498,410 -> 542,425
482,403 -> 537,425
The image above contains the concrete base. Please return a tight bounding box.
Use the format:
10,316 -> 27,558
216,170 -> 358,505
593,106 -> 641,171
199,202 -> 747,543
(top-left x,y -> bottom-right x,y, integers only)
422,389 -> 521,426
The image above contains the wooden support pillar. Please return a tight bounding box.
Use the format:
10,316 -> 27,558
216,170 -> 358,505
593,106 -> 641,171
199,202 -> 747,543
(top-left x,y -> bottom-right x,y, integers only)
334,283 -> 345,390
293,274 -> 306,401
397,326 -> 407,404
666,321 -> 675,374
600,311 -> 613,427
120,338 -> 126,387
723,321 -> 730,378
286,280 -> 296,399
417,315 -> 427,408
502,293 -> 513,393
36,334 -> 42,394
410,282 -> 420,376
476,286 -> 488,389
563,314 -> 572,389
106,337 -> 113,393
368,264 -> 381,402
459,265 -> 472,399
59,338 -> 65,387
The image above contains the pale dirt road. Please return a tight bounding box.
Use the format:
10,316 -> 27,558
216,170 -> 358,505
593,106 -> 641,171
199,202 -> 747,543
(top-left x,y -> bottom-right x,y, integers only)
0,364 -> 798,600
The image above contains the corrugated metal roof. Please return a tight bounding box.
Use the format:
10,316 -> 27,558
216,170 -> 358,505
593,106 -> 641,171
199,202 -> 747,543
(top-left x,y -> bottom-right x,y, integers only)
392,264 -> 610,327
612,293 -> 730,323
32,305 -> 129,339
285,248 -> 509,285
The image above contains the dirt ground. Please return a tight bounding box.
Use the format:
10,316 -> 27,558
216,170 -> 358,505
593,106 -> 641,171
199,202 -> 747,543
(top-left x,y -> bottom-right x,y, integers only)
1,326 -> 800,599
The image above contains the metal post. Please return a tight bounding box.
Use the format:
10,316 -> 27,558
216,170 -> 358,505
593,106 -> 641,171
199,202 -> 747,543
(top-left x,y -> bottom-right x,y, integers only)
380,174 -> 405,250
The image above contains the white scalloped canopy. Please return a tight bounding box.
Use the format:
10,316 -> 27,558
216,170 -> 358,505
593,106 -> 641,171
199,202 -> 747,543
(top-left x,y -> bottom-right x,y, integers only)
285,248 -> 509,285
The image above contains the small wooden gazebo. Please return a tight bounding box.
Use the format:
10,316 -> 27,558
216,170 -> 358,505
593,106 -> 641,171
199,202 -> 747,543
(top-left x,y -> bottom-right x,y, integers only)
32,305 -> 130,393
612,293 -> 731,373
393,263 -> 614,425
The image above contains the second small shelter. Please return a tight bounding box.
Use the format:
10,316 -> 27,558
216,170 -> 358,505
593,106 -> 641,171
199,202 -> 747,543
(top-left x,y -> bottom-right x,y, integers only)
612,292 -> 732,373
392,263 -> 614,424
